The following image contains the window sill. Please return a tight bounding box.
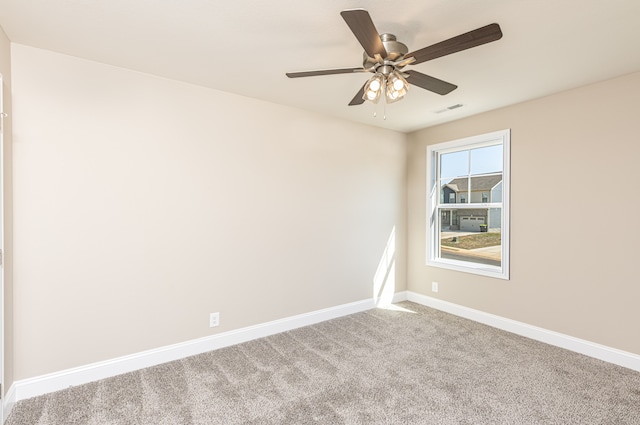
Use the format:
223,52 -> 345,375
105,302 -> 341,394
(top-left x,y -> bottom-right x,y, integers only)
427,258 -> 509,280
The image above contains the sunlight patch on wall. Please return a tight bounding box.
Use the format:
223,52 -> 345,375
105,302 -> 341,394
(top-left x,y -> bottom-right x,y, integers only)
373,227 -> 396,306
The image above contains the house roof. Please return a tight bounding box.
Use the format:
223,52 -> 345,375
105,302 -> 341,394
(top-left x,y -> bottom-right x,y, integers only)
445,175 -> 502,192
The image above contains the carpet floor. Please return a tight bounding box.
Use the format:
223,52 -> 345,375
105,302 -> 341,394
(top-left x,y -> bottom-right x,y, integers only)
6,301 -> 640,424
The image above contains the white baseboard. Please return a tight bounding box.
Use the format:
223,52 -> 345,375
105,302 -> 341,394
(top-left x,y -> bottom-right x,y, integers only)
390,290 -> 408,303
14,289 -> 635,408
3,384 -> 16,423
406,291 -> 640,372
13,294 -> 408,402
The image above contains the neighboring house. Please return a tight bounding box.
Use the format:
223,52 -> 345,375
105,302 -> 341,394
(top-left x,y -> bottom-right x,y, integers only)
440,174 -> 502,231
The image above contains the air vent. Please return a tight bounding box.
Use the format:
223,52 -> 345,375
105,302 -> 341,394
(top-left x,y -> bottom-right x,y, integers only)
435,104 -> 464,114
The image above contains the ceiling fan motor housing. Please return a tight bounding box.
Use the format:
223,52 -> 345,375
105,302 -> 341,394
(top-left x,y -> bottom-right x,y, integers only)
362,33 -> 408,73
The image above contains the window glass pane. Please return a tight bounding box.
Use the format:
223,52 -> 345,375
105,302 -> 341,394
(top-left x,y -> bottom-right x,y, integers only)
470,144 -> 503,175
468,174 -> 503,204
438,207 -> 502,267
440,150 -> 468,180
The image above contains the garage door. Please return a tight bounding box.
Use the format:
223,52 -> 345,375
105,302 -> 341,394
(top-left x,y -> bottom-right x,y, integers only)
460,216 -> 485,231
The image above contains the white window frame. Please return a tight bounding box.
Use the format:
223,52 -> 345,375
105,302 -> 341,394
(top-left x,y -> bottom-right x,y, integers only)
426,129 -> 510,280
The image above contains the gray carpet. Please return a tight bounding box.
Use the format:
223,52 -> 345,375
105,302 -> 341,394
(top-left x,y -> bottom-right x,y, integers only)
7,302 -> 640,424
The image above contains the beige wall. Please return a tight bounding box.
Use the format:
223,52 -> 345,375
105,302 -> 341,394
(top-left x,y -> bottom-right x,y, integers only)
0,26 -> 14,395
11,44 -> 407,380
9,38 -> 639,384
408,71 -> 640,356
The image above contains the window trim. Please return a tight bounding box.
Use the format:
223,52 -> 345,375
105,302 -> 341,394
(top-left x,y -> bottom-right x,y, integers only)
426,129 -> 510,280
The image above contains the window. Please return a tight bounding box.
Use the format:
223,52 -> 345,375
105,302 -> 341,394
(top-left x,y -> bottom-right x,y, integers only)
426,129 -> 510,279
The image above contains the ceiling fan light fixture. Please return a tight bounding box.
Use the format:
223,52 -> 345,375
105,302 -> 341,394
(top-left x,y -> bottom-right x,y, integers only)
365,89 -> 379,102
363,73 -> 385,104
389,70 -> 408,91
385,70 -> 408,103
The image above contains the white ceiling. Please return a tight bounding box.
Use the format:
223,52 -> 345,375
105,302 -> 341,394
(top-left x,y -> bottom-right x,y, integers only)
1,0 -> 639,133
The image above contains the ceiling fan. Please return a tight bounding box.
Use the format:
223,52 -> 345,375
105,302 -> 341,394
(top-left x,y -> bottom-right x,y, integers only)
286,9 -> 502,106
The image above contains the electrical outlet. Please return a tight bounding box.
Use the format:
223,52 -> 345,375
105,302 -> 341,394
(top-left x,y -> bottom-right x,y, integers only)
432,282 -> 439,293
209,312 -> 220,327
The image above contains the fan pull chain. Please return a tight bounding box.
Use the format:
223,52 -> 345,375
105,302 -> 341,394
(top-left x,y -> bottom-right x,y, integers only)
372,102 -> 388,120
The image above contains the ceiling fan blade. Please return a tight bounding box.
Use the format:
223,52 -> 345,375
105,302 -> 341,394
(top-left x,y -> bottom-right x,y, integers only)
348,83 -> 367,106
405,23 -> 502,65
286,68 -> 366,78
405,71 -> 457,95
340,9 -> 388,59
